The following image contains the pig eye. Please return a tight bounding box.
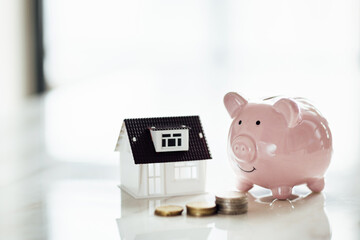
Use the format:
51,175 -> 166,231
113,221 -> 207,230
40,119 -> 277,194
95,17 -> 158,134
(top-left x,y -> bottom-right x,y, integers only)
238,120 -> 242,125
256,120 -> 261,125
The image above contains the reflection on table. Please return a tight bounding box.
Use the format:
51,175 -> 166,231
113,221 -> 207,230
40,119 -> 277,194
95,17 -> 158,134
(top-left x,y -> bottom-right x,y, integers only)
117,187 -> 330,240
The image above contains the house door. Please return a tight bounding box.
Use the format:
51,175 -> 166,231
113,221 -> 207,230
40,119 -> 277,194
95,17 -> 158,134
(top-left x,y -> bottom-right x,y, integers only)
147,163 -> 164,196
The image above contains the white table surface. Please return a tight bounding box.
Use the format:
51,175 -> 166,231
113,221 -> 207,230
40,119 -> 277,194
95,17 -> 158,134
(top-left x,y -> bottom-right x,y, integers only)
1,81 -> 360,240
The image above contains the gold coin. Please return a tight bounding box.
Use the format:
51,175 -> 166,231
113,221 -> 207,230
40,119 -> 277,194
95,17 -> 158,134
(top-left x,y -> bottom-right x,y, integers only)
187,209 -> 216,217
186,201 -> 217,217
154,205 -> 184,217
186,201 -> 216,210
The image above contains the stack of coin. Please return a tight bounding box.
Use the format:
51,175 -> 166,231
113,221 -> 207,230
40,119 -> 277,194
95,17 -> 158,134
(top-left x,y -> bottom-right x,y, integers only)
154,205 -> 184,217
215,191 -> 248,215
186,201 -> 217,217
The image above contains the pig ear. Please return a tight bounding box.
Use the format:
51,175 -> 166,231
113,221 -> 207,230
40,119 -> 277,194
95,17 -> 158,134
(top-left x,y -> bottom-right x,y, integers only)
273,98 -> 302,128
224,92 -> 248,118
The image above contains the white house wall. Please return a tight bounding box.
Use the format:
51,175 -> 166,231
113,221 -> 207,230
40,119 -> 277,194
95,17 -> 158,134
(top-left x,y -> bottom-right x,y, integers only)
139,164 -> 148,197
165,161 -> 206,195
120,151 -> 141,196
119,129 -> 141,197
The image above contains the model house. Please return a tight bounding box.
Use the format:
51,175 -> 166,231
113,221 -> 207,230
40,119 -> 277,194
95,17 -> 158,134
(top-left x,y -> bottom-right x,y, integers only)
115,116 -> 212,198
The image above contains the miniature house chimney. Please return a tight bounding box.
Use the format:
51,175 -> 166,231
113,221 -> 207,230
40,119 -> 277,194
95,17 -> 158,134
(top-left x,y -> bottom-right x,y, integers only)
150,126 -> 189,152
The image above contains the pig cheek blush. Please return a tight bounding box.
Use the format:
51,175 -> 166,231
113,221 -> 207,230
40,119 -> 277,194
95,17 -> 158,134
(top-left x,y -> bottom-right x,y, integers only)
224,92 -> 332,200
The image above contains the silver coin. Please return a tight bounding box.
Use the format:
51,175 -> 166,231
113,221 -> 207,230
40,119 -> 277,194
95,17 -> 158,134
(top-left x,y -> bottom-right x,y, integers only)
217,207 -> 248,212
215,197 -> 247,203
217,203 -> 247,208
215,201 -> 247,206
217,204 -> 247,209
215,191 -> 247,200
216,201 -> 247,206
216,200 -> 247,205
217,205 -> 248,211
217,209 -> 248,215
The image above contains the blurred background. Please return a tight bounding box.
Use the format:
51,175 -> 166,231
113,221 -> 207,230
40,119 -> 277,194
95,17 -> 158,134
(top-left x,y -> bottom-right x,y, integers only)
0,0 -> 359,239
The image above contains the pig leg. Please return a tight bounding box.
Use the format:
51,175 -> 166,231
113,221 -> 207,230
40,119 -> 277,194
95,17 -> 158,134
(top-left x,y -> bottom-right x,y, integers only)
236,179 -> 253,192
271,186 -> 292,200
307,178 -> 325,192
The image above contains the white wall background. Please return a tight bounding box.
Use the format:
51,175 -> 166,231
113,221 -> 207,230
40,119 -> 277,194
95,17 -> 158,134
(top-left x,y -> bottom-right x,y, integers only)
0,0 -> 34,119
40,0 -> 360,193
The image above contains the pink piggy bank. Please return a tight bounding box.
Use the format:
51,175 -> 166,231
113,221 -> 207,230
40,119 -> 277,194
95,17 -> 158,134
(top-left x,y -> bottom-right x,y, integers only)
224,92 -> 332,200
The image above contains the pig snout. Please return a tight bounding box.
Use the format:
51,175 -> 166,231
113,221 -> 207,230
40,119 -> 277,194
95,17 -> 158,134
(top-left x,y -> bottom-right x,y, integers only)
231,136 -> 256,163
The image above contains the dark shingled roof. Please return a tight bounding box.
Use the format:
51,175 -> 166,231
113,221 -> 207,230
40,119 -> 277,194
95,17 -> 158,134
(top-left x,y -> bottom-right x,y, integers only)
124,116 -> 212,164
149,125 -> 190,131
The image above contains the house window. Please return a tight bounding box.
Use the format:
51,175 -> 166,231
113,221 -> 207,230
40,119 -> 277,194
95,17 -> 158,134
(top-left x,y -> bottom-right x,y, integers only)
148,163 -> 161,195
150,128 -> 189,152
174,161 -> 198,180
162,133 -> 182,148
